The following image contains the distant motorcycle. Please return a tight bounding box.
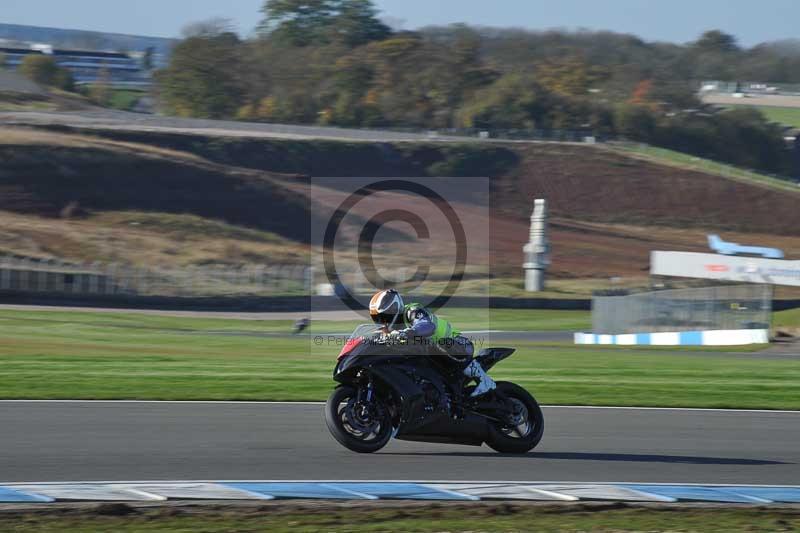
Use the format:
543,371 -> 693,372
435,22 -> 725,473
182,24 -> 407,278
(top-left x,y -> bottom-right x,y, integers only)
293,317 -> 310,335
325,324 -> 544,453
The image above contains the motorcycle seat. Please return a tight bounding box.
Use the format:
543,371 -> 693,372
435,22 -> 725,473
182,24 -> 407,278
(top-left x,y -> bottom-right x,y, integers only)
476,347 -> 515,369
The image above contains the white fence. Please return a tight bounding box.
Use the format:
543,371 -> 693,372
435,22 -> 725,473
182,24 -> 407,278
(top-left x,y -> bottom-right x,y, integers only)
592,284 -> 772,334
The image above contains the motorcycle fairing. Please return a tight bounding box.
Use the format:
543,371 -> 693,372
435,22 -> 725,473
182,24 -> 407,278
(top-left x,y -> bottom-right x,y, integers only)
332,331 -> 512,447
336,351 -> 450,434
477,348 -> 515,371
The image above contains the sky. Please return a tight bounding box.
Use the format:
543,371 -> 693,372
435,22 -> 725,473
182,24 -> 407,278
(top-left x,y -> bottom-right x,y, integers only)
2,0 -> 799,46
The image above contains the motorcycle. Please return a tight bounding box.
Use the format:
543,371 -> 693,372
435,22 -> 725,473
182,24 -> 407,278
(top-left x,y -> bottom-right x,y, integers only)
325,324 -> 544,454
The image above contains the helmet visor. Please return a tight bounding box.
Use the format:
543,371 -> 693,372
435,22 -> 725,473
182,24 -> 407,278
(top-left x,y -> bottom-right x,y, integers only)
372,311 -> 399,326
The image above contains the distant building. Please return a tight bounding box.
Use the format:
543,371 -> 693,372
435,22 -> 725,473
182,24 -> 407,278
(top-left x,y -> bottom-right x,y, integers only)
0,23 -> 174,67
0,46 -> 41,69
700,80 -> 800,97
1,44 -> 150,88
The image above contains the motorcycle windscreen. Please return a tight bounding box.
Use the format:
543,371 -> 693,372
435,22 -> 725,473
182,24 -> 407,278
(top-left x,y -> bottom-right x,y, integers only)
338,338 -> 363,360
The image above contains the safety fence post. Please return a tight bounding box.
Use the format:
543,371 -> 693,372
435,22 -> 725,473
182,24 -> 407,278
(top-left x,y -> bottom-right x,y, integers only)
19,258 -> 29,291
0,256 -> 10,290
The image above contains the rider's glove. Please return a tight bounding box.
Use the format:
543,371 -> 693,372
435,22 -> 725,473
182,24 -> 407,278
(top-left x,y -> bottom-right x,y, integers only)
388,329 -> 409,343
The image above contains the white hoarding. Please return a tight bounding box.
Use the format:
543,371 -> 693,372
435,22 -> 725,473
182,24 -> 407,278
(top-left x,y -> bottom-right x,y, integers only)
650,251 -> 800,287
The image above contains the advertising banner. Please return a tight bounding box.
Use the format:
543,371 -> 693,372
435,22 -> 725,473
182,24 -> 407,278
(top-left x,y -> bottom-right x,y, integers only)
651,251 -> 800,287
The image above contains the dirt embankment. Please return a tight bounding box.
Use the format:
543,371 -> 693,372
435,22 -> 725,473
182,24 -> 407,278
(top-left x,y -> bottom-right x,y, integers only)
2,126 -> 800,277
496,143 -> 800,235
0,129 -> 312,242
68,126 -> 800,234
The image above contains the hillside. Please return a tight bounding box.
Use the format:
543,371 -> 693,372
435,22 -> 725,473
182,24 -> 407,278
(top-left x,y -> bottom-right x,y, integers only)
50,125 -> 800,232
0,129 -> 313,266
2,126 -> 800,283
495,143 -> 800,234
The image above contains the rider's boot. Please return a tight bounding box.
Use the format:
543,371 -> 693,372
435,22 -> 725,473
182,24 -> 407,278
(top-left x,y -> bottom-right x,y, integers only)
464,359 -> 496,398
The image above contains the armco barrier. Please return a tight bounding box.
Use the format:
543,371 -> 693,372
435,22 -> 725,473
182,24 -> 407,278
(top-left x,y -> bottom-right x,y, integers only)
574,329 -> 770,346
1,482 -> 800,504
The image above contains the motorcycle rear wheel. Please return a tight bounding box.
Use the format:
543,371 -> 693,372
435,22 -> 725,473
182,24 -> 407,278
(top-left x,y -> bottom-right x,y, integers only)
486,381 -> 544,454
325,385 -> 393,453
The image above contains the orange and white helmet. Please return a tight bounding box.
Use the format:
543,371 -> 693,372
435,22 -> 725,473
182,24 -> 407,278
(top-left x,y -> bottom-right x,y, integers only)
369,289 -> 404,327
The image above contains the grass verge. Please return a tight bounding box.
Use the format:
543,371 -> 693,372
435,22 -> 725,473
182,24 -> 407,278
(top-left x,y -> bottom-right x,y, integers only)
724,104 -> 800,128
2,502 -> 799,532
775,307 -> 800,330
0,308 -> 591,334
609,143 -> 798,193
108,89 -> 146,111
0,309 -> 797,408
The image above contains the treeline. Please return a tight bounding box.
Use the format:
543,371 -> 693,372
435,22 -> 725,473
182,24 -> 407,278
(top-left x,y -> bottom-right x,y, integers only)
5,54 -> 117,106
12,54 -> 75,91
156,0 -> 799,177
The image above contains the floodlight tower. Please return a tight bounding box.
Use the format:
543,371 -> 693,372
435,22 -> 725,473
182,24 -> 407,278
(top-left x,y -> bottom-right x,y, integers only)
523,198 -> 549,292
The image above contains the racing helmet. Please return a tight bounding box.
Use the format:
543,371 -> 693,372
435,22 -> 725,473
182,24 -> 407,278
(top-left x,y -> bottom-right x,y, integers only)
369,289 -> 404,327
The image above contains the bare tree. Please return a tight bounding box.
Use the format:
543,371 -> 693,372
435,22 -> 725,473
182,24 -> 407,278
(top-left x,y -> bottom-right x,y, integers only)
181,18 -> 238,39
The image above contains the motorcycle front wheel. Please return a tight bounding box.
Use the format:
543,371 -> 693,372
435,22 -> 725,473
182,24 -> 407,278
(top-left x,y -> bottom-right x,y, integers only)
486,381 -> 544,454
325,385 -> 393,453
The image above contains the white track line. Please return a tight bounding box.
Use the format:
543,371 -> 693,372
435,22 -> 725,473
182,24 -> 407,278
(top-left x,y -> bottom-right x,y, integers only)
318,483 -> 378,500
0,400 -> 797,413
0,400 -> 325,405
6,480 -> 800,488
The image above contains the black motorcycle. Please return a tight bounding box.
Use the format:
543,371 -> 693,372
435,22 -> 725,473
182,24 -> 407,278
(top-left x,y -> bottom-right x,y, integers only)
325,324 -> 544,453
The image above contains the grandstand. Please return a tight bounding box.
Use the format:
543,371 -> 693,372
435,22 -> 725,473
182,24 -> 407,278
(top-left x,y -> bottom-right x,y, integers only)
0,44 -> 149,88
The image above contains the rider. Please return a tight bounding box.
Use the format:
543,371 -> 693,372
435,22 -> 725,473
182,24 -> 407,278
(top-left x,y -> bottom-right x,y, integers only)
368,289 -> 496,397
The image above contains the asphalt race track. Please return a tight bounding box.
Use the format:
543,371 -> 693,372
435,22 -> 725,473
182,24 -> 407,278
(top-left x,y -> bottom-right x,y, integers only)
0,110 -> 463,142
1,402 -> 798,485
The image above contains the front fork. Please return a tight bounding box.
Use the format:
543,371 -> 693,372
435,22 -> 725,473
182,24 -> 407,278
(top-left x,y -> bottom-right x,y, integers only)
355,378 -> 375,417
356,374 -> 400,436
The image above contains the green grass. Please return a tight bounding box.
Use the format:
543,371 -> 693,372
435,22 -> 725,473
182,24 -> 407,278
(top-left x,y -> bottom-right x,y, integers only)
775,307 -> 800,329
758,106 -> 800,128
0,309 -> 797,409
0,308 -> 590,335
724,104 -> 800,128
611,143 -> 799,193
108,89 -> 145,111
418,277 -> 649,299
3,504 -> 799,532
439,308 -> 591,331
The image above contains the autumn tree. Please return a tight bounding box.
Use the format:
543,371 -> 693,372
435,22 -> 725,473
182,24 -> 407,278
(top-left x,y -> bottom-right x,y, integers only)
457,74 -> 556,130
686,30 -> 741,80
693,30 -> 740,54
19,55 -> 60,86
19,55 -> 75,91
157,31 -> 243,118
182,17 -> 237,38
154,21 -> 796,178
629,79 -> 653,105
259,0 -> 390,47
533,55 -> 603,97
88,67 -> 111,105
614,104 -> 656,141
